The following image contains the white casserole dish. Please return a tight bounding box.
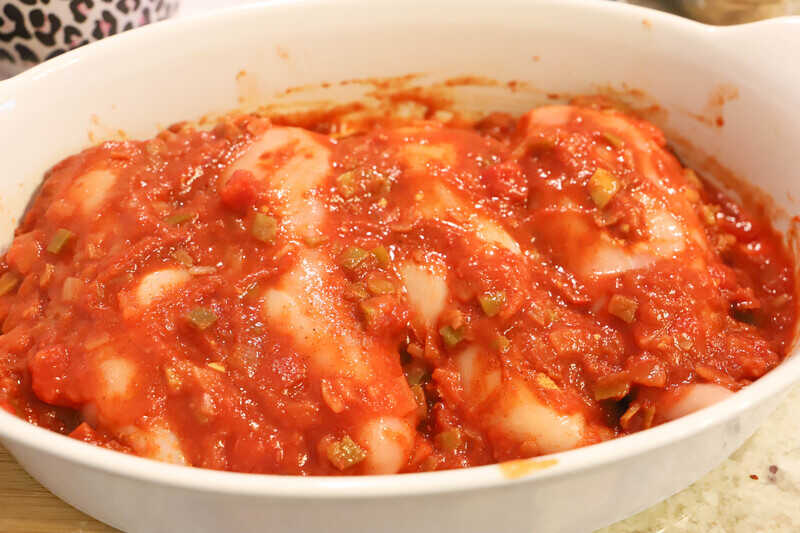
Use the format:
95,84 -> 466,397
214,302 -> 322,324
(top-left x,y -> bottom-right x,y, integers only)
0,1 -> 799,531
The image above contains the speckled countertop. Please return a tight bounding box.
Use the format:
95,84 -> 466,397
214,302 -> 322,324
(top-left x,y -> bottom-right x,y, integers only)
601,383 -> 800,533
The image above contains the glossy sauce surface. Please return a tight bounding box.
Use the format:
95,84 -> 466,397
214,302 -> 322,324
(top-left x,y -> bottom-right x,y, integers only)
0,103 -> 794,475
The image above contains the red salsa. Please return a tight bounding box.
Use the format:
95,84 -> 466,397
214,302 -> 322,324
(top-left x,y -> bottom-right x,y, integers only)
0,102 -> 795,475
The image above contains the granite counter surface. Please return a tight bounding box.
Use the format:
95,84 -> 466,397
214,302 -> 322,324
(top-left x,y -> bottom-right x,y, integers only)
602,384 -> 800,532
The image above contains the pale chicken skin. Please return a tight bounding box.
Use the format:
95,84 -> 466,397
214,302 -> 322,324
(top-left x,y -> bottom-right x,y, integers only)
0,103 -> 794,475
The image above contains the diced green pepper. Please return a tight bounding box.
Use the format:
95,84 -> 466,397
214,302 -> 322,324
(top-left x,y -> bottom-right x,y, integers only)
619,403 -> 641,429
303,233 -> 328,247
359,299 -> 382,328
405,342 -> 424,359
345,281 -> 369,300
404,363 -> 428,386
642,405 -> 656,428
336,168 -> 391,200
187,306 -> 217,330
602,131 -> 624,148
478,291 -> 506,317
336,170 -> 357,198
536,373 -> 559,390
369,173 -> 391,196
492,334 -> 511,353
171,249 -> 194,266
165,212 -> 194,225
528,137 -> 556,153
439,325 -> 464,347
0,272 -> 20,296
346,281 -> 370,300
327,435 -> 367,471
608,294 -> 638,323
593,377 -> 631,401
47,228 -> 75,254
700,204 -> 718,226
371,245 -> 390,266
410,384 -> 427,416
339,246 -> 369,271
435,429 -> 463,452
367,277 -> 395,295
61,276 -> 82,301
251,213 -> 277,244
587,168 -> 620,209
207,362 -> 226,373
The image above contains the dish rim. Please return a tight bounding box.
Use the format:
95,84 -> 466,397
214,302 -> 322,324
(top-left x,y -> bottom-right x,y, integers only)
0,0 -> 799,499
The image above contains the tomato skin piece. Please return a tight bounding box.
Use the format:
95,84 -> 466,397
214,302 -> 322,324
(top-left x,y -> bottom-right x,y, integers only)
220,169 -> 259,211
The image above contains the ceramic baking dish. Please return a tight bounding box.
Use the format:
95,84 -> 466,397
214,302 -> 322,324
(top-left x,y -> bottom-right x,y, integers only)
0,1 -> 799,531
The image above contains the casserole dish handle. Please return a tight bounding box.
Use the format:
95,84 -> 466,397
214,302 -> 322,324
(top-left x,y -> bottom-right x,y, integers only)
719,17 -> 800,81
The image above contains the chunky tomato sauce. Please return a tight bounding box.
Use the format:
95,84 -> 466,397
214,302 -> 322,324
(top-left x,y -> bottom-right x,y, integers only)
0,101 -> 795,475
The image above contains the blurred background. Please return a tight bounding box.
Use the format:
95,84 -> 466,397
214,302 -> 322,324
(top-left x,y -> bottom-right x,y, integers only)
1,0 -> 798,78
624,0 -> 799,23
0,0 -> 180,77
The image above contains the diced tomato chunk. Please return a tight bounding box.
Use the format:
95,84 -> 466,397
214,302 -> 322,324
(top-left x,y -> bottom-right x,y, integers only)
6,232 -> 42,275
28,346 -> 79,407
220,169 -> 258,211
69,421 -> 98,442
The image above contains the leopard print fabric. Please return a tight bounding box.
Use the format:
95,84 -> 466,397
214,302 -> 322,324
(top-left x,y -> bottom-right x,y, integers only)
0,0 -> 179,75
